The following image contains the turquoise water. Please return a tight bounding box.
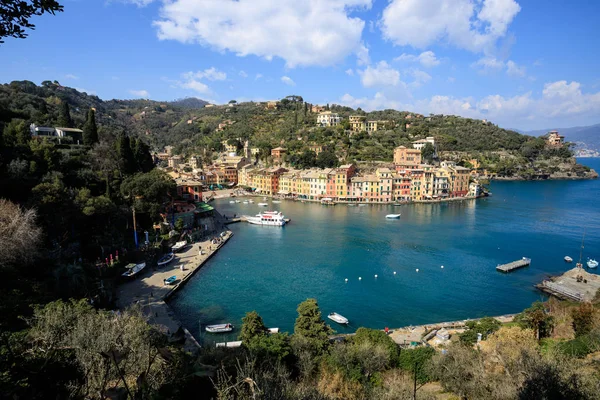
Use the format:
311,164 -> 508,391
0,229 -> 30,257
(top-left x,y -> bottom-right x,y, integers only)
170,159 -> 600,342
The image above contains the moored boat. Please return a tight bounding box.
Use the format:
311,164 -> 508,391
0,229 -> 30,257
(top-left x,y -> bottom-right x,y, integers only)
328,312 -> 349,325
171,241 -> 187,252
245,211 -> 286,226
163,275 -> 177,285
386,214 -> 401,219
257,202 -> 268,207
157,253 -> 175,266
229,200 -> 235,204
564,256 -> 573,263
205,323 -> 234,333
588,259 -> 598,269
121,262 -> 146,278
272,200 -> 281,204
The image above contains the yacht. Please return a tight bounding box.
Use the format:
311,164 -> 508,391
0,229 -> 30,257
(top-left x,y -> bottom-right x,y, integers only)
245,211 -> 286,226
588,259 -> 598,269
328,312 -> 349,325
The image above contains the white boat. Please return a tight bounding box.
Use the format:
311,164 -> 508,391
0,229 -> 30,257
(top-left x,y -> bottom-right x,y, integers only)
272,200 -> 281,204
235,200 -> 240,203
229,200 -> 235,204
386,214 -> 401,219
171,241 -> 187,252
263,197 -> 267,200
248,199 -> 254,203
245,211 -> 287,226
257,202 -> 268,207
121,262 -> 146,278
328,312 -> 349,325
205,323 -> 234,333
588,259 -> 598,269
243,201 -> 249,204
358,204 -> 367,207
157,253 -> 175,266
564,256 -> 573,263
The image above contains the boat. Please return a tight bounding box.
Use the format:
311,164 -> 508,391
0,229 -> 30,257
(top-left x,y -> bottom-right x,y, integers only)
386,214 -> 401,219
564,256 -> 573,263
272,200 -> 281,204
263,197 -> 267,200
257,202 -> 268,207
229,200 -> 235,204
588,259 -> 598,269
235,200 -> 240,203
157,253 -> 175,267
248,200 -> 254,203
243,201 -> 249,204
358,204 -> 367,207
393,203 -> 403,206
245,211 -> 287,226
205,323 -> 234,333
171,241 -> 187,252
328,312 -> 349,325
121,262 -> 146,278
163,275 -> 177,285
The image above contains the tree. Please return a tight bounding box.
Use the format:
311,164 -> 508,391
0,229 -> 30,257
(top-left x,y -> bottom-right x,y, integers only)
120,169 -> 176,220
0,0 -> 63,43
2,118 -> 29,146
571,303 -> 595,337
293,298 -> 333,354
459,317 -> 502,345
515,302 -> 554,340
421,143 -> 435,164
82,108 -> 98,145
239,311 -> 268,343
117,134 -> 137,175
174,217 -> 184,232
0,199 -> 42,269
316,149 -> 339,169
57,101 -> 73,128
132,138 -> 154,173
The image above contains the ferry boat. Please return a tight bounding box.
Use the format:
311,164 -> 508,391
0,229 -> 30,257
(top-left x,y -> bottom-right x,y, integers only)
121,262 -> 146,278
386,214 -> 401,219
588,258 -> 598,269
328,312 -> 349,325
205,323 -> 234,333
564,256 -> 573,263
245,211 -> 287,226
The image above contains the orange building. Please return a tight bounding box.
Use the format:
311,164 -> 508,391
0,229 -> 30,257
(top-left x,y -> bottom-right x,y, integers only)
393,146 -> 422,165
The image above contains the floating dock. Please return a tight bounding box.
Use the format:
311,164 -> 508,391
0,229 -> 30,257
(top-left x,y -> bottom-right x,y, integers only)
496,257 -> 531,273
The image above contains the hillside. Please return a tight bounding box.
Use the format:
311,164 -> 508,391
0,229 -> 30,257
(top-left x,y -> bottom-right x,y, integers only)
527,124 -> 600,154
0,80 -> 596,179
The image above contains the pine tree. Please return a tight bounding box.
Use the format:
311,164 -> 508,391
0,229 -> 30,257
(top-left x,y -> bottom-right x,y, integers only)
117,135 -> 137,175
82,108 -> 98,145
293,298 -> 333,353
58,101 -> 73,128
239,311 -> 268,343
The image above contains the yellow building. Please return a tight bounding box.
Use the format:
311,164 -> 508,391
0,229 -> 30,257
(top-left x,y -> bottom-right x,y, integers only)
366,120 -> 393,132
349,115 -> 366,132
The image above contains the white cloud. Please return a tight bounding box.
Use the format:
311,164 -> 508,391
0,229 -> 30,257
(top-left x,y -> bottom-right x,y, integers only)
340,79 -> 600,129
129,89 -> 150,98
472,56 -> 526,77
381,0 -> 521,54
118,0 -> 156,6
255,73 -> 263,81
395,51 -> 440,68
183,67 -> 227,82
173,67 -> 226,95
447,77 -> 456,83
345,69 -> 354,76
356,43 -> 371,66
239,70 -> 248,78
358,61 -> 401,88
407,69 -> 432,87
73,87 -> 96,96
281,76 -> 296,86
179,79 -> 211,94
152,0 -> 373,67
65,74 -> 79,80
506,60 -> 526,77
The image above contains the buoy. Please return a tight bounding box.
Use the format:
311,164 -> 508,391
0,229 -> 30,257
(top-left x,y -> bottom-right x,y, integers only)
393,271 -> 397,275
374,274 -> 378,278
345,278 -> 348,282
441,265 -> 444,269
416,269 -> 419,272
358,277 -> 362,280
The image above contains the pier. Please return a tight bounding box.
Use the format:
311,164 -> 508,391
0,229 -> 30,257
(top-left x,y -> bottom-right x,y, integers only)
496,257 -> 531,272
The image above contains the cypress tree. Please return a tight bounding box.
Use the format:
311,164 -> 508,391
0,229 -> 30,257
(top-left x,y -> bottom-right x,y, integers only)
58,101 -> 73,128
82,108 -> 98,145
117,135 -> 136,175
133,138 -> 154,173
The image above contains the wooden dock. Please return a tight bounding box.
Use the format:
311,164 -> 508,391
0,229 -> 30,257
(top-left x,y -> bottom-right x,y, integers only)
496,257 -> 531,272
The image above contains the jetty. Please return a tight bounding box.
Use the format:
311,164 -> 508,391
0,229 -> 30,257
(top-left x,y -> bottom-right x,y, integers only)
496,257 -> 531,273
536,267 -> 600,302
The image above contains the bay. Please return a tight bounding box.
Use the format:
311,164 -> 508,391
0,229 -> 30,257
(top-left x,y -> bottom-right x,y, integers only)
170,159 -> 600,342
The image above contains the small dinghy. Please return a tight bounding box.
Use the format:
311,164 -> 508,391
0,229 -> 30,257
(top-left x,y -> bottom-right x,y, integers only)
171,241 -> 187,253
386,214 -> 401,219
205,323 -> 234,333
121,262 -> 146,278
328,312 -> 349,325
163,275 -> 177,285
588,258 -> 598,269
258,203 -> 268,207
564,256 -> 573,263
157,253 -> 175,266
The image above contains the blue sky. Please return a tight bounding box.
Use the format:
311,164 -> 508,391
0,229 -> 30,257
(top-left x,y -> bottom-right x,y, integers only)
2,0 -> 599,130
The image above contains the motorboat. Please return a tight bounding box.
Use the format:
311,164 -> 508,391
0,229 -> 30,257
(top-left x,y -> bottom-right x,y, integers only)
121,262 -> 146,278
386,214 -> 401,219
229,200 -> 235,204
272,200 -> 281,204
171,241 -> 187,252
327,312 -> 349,325
588,259 -> 598,269
163,275 -> 177,285
263,197 -> 267,201
564,256 -> 573,263
235,200 -> 240,203
257,202 -> 268,207
205,323 -> 234,333
157,253 -> 175,267
245,211 -> 286,226
243,201 -> 249,204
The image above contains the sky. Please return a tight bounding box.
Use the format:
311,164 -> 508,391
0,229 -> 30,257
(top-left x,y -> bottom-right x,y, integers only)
1,0 -> 600,130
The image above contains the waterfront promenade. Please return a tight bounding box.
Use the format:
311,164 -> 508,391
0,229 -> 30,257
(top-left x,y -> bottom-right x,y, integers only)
117,231 -> 233,351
